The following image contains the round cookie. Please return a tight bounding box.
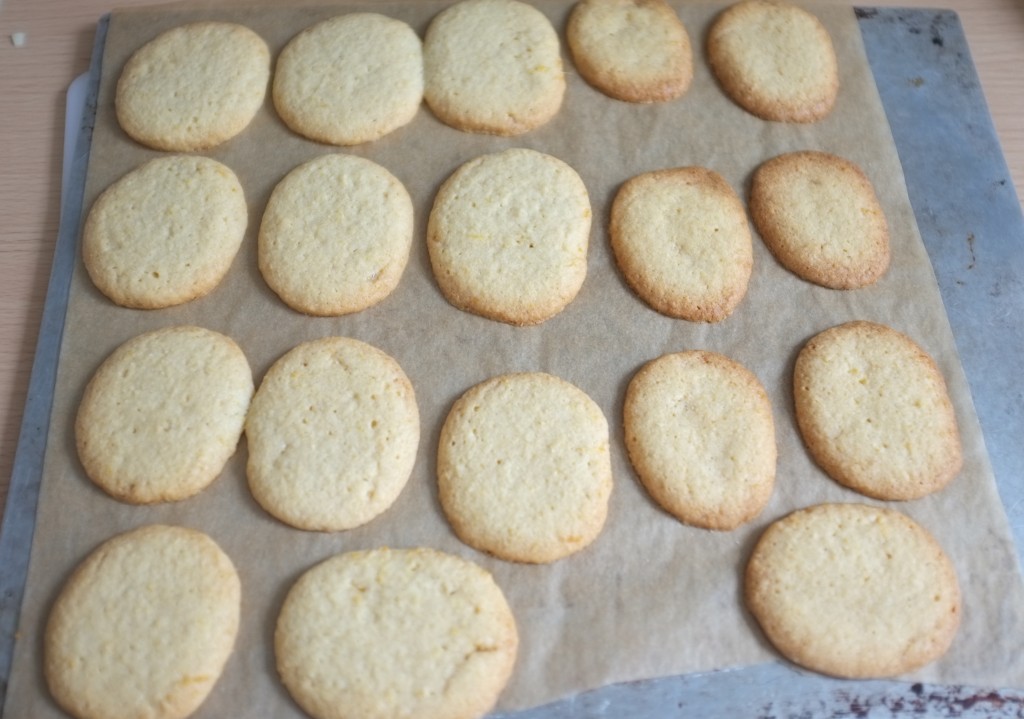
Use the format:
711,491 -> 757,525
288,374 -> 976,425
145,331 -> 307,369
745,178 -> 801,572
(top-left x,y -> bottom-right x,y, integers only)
624,351 -> 776,530
610,167 -> 753,322
745,503 -> 961,678
566,0 -> 693,103
258,154 -> 414,316
273,14 -> 423,145
245,336 -> 419,531
427,148 -> 592,325
44,525 -> 241,719
437,372 -> 612,563
116,22 -> 270,151
82,155 -> 248,309
750,150 -> 890,289
423,0 -> 565,135
75,326 -> 253,504
275,547 -> 518,719
706,0 -> 838,123
793,320 -> 963,500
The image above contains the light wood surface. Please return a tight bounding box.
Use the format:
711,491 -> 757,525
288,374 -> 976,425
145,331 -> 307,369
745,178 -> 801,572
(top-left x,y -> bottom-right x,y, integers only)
0,0 -> 1022,516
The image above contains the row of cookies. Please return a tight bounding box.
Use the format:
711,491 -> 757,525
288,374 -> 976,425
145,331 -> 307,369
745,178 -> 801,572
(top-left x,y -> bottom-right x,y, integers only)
83,147 -> 889,325
114,0 -> 839,154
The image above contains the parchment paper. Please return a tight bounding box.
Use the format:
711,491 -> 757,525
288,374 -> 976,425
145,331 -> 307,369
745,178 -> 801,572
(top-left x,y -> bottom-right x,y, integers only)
6,1 -> 1024,716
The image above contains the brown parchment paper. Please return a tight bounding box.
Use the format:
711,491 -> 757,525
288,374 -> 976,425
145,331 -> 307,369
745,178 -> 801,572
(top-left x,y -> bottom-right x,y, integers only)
6,1 -> 1024,716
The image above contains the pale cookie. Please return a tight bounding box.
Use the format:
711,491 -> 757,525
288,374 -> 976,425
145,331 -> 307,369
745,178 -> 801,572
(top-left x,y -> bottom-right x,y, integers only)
428,148 -> 592,325
750,150 -> 890,289
610,167 -> 753,322
707,0 -> 838,122
245,337 -> 419,531
116,22 -> 269,151
259,154 -> 414,316
82,155 -> 248,309
75,326 -> 253,504
275,547 -> 518,719
423,0 -> 565,135
273,14 -> 423,145
745,503 -> 961,678
566,0 -> 693,103
793,321 -> 962,500
438,372 -> 612,563
624,351 -> 776,530
44,525 -> 241,719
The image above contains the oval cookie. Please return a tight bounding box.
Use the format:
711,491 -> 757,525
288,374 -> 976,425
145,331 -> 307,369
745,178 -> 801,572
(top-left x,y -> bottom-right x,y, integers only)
75,326 -> 253,504
82,155 -> 248,309
610,167 -> 753,322
624,351 -> 776,529
273,14 -> 423,145
116,22 -> 269,151
423,0 -> 565,135
438,372 -> 612,563
707,0 -> 838,122
567,0 -> 693,103
245,337 -> 419,531
745,503 -> 961,678
427,148 -> 592,325
275,547 -> 518,719
750,150 -> 890,289
258,154 -> 414,316
44,525 -> 241,719
793,320 -> 962,500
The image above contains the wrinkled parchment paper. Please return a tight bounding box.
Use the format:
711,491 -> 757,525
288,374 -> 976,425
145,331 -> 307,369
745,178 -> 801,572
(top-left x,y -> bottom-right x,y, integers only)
6,2 -> 1024,715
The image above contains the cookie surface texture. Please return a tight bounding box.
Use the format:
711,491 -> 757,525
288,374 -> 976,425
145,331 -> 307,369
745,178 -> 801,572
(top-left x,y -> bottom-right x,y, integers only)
275,547 -> 518,719
428,148 -> 592,325
610,167 -> 753,322
75,326 -> 253,504
423,0 -> 565,135
750,150 -> 890,289
44,525 -> 241,719
624,351 -> 776,529
273,13 -> 423,145
116,22 -> 269,151
707,0 -> 837,122
438,372 -> 612,563
745,503 -> 961,678
566,0 -> 693,103
259,154 -> 414,316
82,155 -> 248,309
245,336 -> 419,531
793,321 -> 962,500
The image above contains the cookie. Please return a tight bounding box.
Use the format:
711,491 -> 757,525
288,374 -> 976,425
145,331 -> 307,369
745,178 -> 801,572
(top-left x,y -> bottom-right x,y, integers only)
275,547 -> 518,719
566,0 -> 693,103
82,155 -> 248,309
610,167 -> 753,322
745,503 -> 961,678
750,150 -> 890,289
793,321 -> 963,500
258,154 -> 414,316
624,350 -> 776,530
427,148 -> 592,325
245,337 -> 419,531
116,22 -> 269,151
75,326 -> 253,504
273,14 -> 423,146
437,372 -> 612,563
44,525 -> 241,719
706,0 -> 838,123
423,0 -> 565,135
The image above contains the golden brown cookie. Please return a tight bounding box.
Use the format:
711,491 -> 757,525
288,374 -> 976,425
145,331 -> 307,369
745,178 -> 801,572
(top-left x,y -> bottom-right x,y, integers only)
793,321 -> 963,500
745,503 -> 961,678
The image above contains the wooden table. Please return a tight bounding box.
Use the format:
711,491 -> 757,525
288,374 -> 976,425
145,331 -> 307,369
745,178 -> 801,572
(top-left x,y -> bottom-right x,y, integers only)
1,0 -> 1022,517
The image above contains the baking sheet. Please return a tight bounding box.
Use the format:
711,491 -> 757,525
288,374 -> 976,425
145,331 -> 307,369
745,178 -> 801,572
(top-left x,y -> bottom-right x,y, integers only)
3,2 -> 1024,717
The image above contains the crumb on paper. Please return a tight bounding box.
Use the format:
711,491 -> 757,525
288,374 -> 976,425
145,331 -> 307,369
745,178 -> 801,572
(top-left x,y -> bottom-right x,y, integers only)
11,32 -> 27,48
